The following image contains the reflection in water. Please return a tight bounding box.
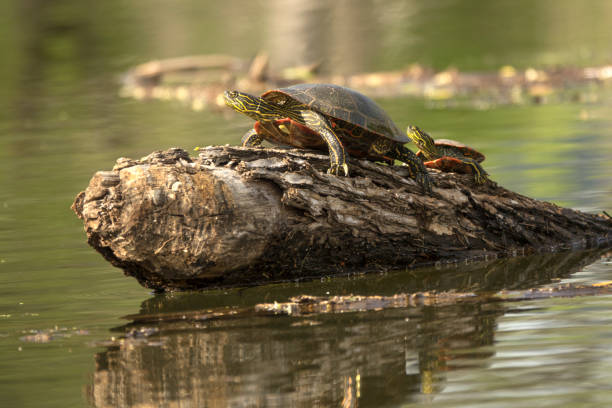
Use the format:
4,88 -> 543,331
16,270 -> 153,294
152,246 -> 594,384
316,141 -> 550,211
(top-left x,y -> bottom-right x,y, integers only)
88,249 -> 606,407
134,248 -> 606,316
89,300 -> 500,407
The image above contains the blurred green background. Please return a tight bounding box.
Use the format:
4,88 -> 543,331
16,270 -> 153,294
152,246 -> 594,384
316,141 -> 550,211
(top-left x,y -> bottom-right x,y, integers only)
0,1 -> 611,407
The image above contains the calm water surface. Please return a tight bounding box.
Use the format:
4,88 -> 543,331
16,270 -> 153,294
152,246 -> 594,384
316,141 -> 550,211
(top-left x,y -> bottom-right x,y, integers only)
1,1 -> 612,407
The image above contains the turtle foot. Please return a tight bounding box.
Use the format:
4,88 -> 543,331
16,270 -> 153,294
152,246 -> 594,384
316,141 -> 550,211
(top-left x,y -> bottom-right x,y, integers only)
474,174 -> 488,184
327,163 -> 350,177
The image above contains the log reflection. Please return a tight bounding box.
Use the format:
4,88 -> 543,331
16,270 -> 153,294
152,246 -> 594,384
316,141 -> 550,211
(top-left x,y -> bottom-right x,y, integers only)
88,249 -> 608,407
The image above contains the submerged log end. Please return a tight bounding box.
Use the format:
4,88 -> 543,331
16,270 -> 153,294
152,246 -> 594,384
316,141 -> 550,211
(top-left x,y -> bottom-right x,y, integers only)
72,147 -> 612,290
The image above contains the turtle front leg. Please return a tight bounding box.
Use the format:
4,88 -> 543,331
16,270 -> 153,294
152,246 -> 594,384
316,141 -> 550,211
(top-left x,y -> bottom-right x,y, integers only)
301,111 -> 349,176
241,129 -> 264,147
387,144 -> 433,194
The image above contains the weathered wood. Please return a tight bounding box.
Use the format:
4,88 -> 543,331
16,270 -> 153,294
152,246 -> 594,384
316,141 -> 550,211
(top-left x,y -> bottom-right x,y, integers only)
71,147 -> 612,290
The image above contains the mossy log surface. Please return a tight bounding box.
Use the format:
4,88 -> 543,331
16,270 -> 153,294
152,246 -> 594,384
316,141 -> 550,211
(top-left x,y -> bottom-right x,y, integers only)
71,146 -> 612,291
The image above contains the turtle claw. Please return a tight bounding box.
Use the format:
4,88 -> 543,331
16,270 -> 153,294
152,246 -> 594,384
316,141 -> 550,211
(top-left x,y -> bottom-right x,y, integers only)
471,166 -> 488,185
327,163 -> 350,177
474,173 -> 488,184
341,163 -> 349,177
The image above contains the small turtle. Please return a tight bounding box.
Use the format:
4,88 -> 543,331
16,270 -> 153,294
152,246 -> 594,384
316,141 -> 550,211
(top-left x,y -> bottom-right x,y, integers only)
406,125 -> 488,184
223,83 -> 432,193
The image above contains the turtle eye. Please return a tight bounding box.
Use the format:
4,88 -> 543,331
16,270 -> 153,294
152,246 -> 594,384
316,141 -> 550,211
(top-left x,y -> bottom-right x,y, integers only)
224,90 -> 238,100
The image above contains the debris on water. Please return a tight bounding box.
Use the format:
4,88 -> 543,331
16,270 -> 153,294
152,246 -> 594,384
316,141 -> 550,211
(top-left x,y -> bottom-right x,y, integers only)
20,332 -> 53,344
126,327 -> 160,339
254,281 -> 612,317
255,292 -> 480,316
290,319 -> 322,327
19,327 -> 90,343
120,54 -> 612,112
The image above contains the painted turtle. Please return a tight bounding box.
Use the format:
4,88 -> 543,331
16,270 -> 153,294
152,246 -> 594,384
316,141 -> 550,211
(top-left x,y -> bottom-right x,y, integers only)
406,125 -> 488,184
223,83 -> 432,193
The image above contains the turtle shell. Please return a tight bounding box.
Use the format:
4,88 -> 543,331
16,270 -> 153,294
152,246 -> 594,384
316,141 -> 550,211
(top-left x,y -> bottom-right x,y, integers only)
261,84 -> 408,143
433,139 -> 485,163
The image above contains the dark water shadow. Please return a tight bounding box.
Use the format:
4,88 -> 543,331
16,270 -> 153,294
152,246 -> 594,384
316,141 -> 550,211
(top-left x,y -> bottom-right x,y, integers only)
135,248 -> 606,315
87,248 -> 608,407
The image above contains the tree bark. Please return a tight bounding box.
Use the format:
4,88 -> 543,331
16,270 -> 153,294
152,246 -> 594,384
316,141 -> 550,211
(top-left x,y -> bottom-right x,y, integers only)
71,146 -> 612,291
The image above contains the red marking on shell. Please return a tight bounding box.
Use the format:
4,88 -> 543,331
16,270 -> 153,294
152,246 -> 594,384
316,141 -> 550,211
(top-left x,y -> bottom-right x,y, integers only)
424,157 -> 473,174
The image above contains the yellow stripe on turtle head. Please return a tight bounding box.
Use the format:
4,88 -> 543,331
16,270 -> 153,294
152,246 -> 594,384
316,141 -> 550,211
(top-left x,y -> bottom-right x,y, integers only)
406,125 -> 438,159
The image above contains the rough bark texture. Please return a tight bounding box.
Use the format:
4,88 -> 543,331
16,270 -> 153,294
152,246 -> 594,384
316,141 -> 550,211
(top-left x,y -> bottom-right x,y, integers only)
71,146 -> 612,290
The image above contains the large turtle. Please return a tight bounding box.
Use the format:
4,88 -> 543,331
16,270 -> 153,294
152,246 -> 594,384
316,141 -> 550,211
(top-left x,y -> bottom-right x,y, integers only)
406,125 -> 488,184
223,83 -> 432,193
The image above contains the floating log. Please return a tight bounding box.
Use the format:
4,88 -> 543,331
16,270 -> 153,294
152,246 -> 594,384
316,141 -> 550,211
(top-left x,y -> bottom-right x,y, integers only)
71,147 -> 612,291
120,54 -> 612,110
257,280 -> 612,317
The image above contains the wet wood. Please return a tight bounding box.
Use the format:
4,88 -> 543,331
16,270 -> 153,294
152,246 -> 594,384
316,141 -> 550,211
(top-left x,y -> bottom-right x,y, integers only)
71,147 -> 612,291
256,281 -> 612,316
118,278 -> 612,325
122,248 -> 610,324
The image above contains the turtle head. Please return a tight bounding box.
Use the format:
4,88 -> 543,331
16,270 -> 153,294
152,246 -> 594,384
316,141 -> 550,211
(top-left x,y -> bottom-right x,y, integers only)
406,125 -> 438,159
224,90 -> 280,122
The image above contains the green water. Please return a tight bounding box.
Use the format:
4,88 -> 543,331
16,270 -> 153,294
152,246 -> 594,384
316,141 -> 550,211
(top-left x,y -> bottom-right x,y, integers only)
1,1 -> 612,407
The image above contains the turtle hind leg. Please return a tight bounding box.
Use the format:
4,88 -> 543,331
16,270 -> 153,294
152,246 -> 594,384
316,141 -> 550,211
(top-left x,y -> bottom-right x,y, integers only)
462,158 -> 489,184
301,110 -> 349,176
388,144 -> 433,194
425,157 -> 489,184
241,129 -> 264,147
